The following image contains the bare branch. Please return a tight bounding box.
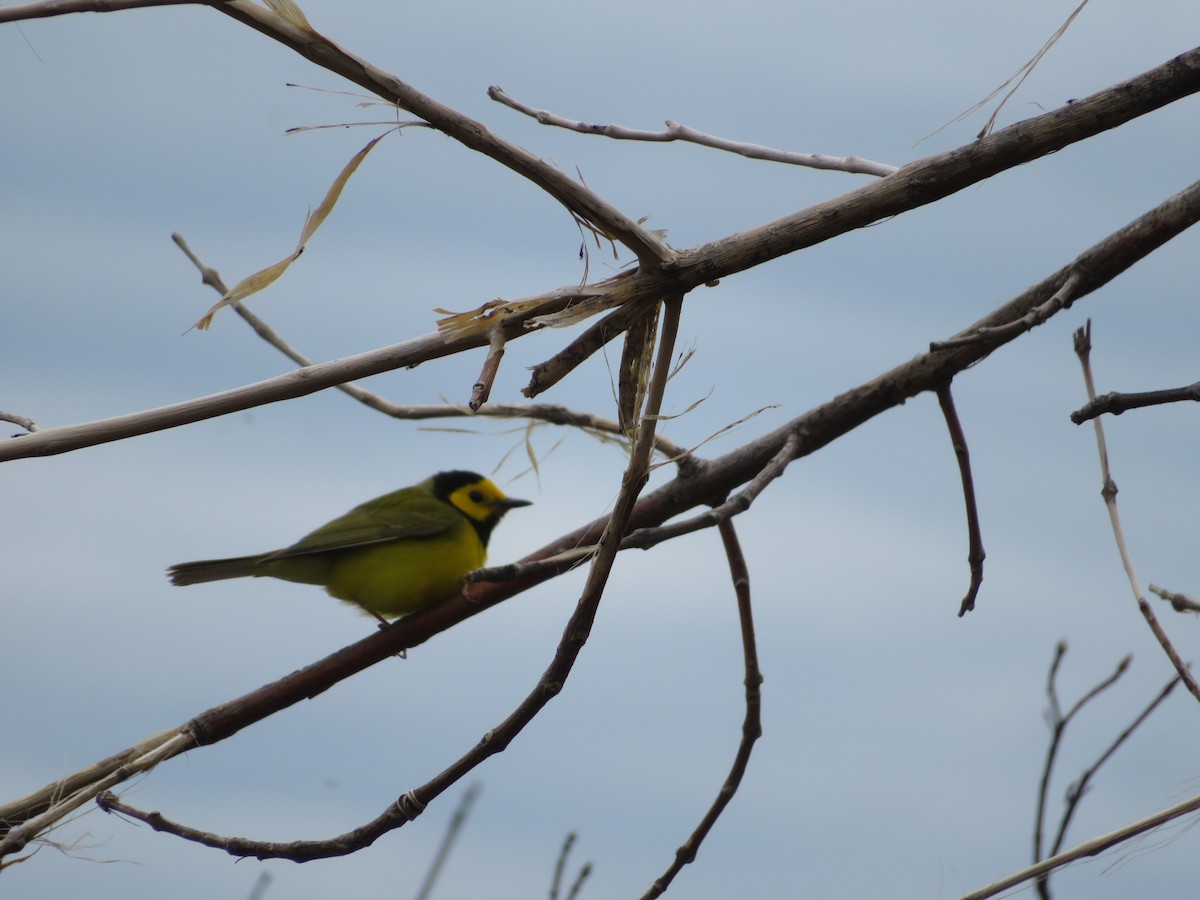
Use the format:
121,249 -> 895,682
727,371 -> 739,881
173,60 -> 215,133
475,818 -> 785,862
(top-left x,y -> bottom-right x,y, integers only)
936,384 -> 986,615
0,0 -> 195,22
413,782 -> 480,900
524,299 -> 650,400
1072,321 -> 1200,703
1149,583 -> 1200,614
549,832 -> 591,900
929,0 -> 1092,142
549,832 -> 576,900
0,411 -> 39,434
0,730 -> 193,858
488,86 -> 898,177
963,789 -> 1200,900
931,272 -> 1083,351
1048,674 -> 1180,862
1033,645 -> 1130,900
640,518 -> 763,899
206,0 -> 671,267
173,232 -> 691,459
1070,380 -> 1200,424
469,330 -> 507,411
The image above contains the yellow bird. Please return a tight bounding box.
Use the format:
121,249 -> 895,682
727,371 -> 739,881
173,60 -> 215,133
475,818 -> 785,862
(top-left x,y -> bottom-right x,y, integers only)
167,471 -> 530,620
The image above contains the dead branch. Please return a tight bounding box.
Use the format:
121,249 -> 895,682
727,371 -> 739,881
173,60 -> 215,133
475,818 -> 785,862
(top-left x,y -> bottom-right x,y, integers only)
0,411 -> 39,434
487,85 -> 899,177
1149,584 -> 1200,614
936,385 -> 986,615
963,790 -> 1200,900
1032,643 -> 1130,900
172,231 -> 691,459
9,163 -> 1200,468
1070,380 -> 1200,424
1072,321 -> 1200,703
469,329 -> 507,411
640,518 -> 763,899
414,783 -> 480,900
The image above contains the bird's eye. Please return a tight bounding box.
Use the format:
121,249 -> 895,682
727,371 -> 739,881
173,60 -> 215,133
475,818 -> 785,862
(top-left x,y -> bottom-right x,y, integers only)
469,490 -> 485,504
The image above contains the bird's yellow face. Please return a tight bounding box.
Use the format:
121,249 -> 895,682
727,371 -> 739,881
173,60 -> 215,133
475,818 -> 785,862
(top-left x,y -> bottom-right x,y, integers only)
445,477 -> 527,525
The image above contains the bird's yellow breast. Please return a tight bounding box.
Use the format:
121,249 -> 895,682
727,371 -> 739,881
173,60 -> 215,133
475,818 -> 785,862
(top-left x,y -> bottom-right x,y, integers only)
262,520 -> 486,619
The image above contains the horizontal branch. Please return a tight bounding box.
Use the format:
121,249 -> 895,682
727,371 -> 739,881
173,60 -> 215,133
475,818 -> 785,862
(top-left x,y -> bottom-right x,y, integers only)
488,86 -> 899,177
1070,380 -> 1200,423
0,0 -> 194,20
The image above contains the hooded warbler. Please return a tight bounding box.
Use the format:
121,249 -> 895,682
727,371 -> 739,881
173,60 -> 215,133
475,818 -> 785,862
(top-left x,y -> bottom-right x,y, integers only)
167,470 -> 530,620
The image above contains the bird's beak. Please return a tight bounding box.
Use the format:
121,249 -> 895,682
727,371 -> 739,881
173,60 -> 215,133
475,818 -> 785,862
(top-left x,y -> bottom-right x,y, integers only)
499,497 -> 532,510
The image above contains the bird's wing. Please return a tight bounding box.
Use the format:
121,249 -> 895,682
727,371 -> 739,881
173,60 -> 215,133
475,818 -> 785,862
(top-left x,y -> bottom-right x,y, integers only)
264,488 -> 460,560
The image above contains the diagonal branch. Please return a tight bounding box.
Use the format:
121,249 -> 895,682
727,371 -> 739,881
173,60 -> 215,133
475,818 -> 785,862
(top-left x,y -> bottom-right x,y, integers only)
488,86 -> 898,177
208,0 -> 670,266
963,789 -> 1200,900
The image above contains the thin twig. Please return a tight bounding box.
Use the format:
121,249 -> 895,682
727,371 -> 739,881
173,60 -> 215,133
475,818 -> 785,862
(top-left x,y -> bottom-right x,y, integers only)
962,788 -> 1200,900
470,330 -> 507,411
549,832 -> 576,900
565,862 -> 593,900
1072,322 -> 1200,703
488,86 -> 898,178
1149,583 -> 1200,614
927,0 -> 1092,142
0,730 -> 192,856
524,300 -> 651,400
413,782 -> 481,900
621,431 -> 801,549
173,233 -> 691,460
640,518 -> 763,899
1032,644 -> 1131,900
936,384 -> 986,615
1048,673 -> 1180,862
931,272 -> 1082,351
206,0 -> 671,267
1070,381 -> 1200,424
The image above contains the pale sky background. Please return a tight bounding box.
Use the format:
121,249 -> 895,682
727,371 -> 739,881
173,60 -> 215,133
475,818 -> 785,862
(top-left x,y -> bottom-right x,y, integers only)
4,2 -> 1200,899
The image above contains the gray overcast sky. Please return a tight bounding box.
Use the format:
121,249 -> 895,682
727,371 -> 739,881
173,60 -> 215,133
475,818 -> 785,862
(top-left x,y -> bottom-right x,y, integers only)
4,2 -> 1200,898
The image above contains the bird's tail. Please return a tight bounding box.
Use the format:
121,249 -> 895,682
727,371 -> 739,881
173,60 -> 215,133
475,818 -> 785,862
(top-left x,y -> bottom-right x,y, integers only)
167,554 -> 269,586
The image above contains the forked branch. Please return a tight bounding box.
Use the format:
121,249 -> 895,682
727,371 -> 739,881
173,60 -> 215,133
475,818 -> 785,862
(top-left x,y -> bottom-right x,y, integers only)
1072,322 -> 1200,703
